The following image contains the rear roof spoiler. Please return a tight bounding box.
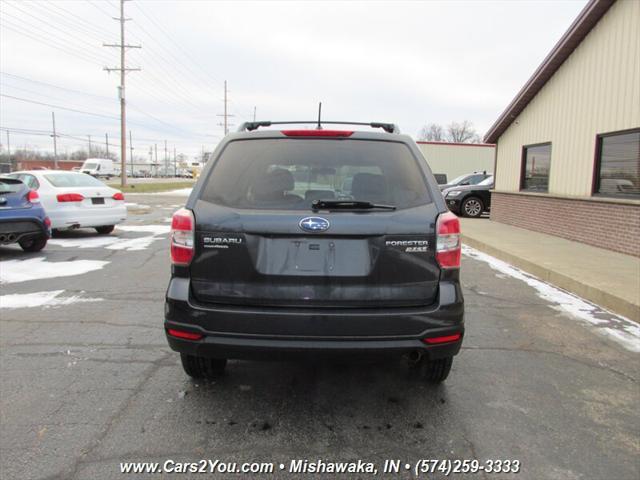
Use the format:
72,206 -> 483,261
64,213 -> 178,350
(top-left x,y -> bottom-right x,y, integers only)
237,120 -> 400,134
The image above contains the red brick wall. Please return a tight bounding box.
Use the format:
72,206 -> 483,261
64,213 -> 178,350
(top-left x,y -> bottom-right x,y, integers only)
490,192 -> 640,257
16,160 -> 82,171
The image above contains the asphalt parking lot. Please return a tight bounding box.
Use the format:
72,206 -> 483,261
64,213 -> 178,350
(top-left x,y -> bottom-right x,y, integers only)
1,194 -> 638,480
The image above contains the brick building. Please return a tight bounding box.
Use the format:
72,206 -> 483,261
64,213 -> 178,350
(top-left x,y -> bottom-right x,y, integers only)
484,0 -> 639,257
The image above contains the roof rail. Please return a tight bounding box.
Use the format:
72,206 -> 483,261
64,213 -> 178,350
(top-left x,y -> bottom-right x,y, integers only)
237,120 -> 400,134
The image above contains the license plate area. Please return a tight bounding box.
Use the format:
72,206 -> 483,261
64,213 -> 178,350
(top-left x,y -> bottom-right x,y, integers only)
254,237 -> 371,276
91,197 -> 105,205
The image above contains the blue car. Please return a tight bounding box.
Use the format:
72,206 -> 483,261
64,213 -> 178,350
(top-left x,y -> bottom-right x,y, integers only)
0,177 -> 51,252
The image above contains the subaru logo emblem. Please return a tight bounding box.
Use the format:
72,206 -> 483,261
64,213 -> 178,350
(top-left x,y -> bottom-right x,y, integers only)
299,216 -> 330,232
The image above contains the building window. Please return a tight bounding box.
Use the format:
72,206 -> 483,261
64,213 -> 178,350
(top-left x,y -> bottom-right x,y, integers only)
521,143 -> 551,192
594,129 -> 640,198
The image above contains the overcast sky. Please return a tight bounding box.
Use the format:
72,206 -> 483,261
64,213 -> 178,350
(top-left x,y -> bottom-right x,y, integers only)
0,0 -> 588,160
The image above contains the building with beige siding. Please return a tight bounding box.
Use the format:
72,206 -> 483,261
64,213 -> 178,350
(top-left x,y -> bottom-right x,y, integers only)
484,0 -> 639,257
416,141 -> 495,184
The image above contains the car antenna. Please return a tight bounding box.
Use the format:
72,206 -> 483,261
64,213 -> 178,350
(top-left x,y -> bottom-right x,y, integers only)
317,102 -> 322,130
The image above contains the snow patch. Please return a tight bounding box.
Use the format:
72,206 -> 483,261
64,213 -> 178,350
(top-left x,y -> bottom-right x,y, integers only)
149,188 -> 192,197
49,225 -> 170,252
462,245 -> 640,353
117,225 -> 170,235
0,258 -> 108,284
0,290 -> 102,309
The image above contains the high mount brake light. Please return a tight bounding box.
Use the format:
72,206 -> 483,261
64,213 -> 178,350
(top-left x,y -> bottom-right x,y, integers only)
57,193 -> 84,202
170,208 -> 194,265
281,130 -> 354,137
436,211 -> 461,269
27,190 -> 40,203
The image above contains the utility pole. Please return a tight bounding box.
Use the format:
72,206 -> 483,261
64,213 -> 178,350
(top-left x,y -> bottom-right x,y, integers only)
253,106 -> 256,122
51,112 -> 58,169
164,140 -> 168,176
103,0 -> 141,187
87,135 -> 92,156
173,146 -> 177,177
129,130 -> 134,176
154,143 -> 158,176
217,80 -> 234,135
105,133 -> 110,157
6,130 -> 10,163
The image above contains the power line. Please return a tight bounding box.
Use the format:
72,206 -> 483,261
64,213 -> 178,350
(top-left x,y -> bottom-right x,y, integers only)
1,94 -> 120,120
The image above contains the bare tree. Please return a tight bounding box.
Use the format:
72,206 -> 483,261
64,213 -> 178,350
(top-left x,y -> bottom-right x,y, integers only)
447,121 -> 480,143
417,123 -> 445,142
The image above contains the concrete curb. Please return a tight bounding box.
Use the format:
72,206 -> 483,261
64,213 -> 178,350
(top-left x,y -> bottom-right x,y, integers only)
462,234 -> 640,323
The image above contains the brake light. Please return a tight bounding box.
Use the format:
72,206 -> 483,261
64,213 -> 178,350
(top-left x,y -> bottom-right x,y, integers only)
112,192 -> 125,201
281,130 -> 353,137
436,211 -> 461,269
170,208 -> 194,265
57,193 -> 84,202
44,216 -> 51,228
27,190 -> 40,203
423,333 -> 462,344
167,329 -> 203,341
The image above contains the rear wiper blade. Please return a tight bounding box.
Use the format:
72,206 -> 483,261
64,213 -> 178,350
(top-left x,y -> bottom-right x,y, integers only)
312,200 -> 396,211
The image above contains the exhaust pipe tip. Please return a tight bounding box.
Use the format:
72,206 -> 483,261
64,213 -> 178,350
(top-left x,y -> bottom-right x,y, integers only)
406,350 -> 423,366
7,234 -> 16,242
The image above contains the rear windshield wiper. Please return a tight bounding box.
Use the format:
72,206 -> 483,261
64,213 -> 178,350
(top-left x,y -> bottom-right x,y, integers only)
312,200 -> 396,211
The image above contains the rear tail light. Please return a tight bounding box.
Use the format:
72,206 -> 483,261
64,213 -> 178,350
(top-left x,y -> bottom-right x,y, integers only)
436,211 -> 461,269
57,193 -> 84,202
112,192 -> 125,201
27,190 -> 40,203
281,130 -> 353,137
170,208 -> 194,265
44,217 -> 51,228
422,333 -> 462,344
167,328 -> 203,341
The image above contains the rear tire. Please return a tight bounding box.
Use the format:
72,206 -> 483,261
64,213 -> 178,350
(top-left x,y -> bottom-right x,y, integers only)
95,225 -> 115,235
180,354 -> 227,380
461,197 -> 484,218
19,236 -> 47,252
420,356 -> 453,383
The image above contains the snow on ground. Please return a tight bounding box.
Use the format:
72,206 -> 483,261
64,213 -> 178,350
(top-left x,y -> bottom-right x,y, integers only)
48,225 -> 170,252
147,188 -> 192,196
462,245 -> 640,353
0,290 -> 102,309
0,258 -> 108,284
124,202 -> 150,209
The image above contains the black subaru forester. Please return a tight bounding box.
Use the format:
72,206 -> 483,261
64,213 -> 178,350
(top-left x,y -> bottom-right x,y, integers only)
165,121 -> 464,383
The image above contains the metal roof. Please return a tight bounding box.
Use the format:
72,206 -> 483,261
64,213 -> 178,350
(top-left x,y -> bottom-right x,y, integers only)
483,0 -> 616,144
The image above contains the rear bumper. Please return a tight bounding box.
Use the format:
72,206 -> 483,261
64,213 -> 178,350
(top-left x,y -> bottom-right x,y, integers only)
164,277 -> 464,361
0,217 -> 49,244
49,205 -> 127,229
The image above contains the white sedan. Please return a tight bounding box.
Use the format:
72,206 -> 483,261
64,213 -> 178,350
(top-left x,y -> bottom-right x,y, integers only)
6,170 -> 127,234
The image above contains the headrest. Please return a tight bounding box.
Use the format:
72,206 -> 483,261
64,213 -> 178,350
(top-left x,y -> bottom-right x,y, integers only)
304,189 -> 335,202
351,172 -> 386,199
253,168 -> 295,200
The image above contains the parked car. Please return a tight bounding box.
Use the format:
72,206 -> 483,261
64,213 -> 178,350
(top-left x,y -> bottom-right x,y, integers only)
439,171 -> 491,191
0,177 -> 50,252
165,121 -> 464,383
443,175 -> 494,217
4,170 -> 126,234
80,158 -> 115,179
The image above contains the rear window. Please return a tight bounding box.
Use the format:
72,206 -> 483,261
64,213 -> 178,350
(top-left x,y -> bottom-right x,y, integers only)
201,139 -> 432,210
44,173 -> 105,188
0,178 -> 24,194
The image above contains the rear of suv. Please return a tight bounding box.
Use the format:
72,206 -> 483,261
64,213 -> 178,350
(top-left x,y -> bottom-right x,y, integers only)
165,121 -> 464,383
